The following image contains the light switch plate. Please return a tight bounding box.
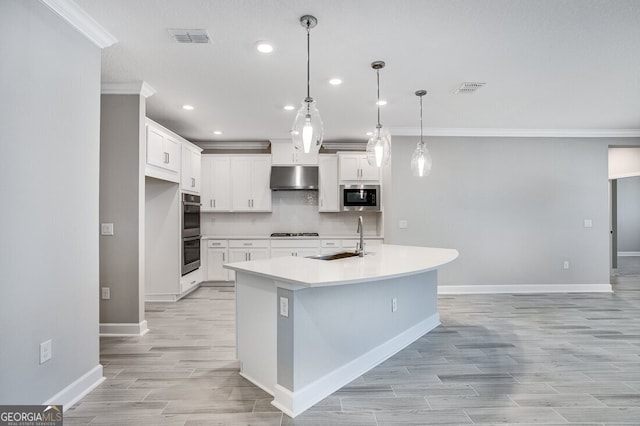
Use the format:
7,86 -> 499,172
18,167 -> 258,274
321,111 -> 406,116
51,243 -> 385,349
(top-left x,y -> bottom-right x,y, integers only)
40,339 -> 52,364
399,220 -> 408,229
279,297 -> 289,317
583,219 -> 593,228
101,223 -> 114,236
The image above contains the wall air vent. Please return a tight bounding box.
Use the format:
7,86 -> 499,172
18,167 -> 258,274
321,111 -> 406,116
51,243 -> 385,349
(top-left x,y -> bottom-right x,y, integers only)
455,82 -> 486,94
167,29 -> 211,44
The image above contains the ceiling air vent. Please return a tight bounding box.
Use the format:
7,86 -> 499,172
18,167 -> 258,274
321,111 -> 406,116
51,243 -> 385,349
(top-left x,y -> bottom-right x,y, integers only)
167,29 -> 211,44
455,82 -> 486,94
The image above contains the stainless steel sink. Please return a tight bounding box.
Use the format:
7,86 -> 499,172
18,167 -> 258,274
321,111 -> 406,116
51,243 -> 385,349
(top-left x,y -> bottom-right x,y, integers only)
308,251 -> 361,261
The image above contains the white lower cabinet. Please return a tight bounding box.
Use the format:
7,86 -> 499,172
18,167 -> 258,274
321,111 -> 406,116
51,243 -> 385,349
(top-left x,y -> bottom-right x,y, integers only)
228,240 -> 270,280
206,240 -> 230,281
342,238 -> 383,253
320,239 -> 341,254
270,239 -> 320,258
180,268 -> 202,294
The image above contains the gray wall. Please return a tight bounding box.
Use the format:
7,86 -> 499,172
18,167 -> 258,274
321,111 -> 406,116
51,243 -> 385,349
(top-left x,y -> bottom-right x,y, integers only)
100,95 -> 146,324
0,0 -> 101,403
385,136 -> 636,287
617,176 -> 640,252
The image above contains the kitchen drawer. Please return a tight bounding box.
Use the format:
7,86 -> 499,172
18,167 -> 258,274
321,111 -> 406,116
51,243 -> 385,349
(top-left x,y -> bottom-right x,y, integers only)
207,240 -> 228,248
321,239 -> 341,249
270,239 -> 320,249
229,239 -> 270,248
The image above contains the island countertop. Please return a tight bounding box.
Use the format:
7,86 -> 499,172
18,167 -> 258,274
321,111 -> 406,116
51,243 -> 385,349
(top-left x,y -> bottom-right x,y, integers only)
224,244 -> 458,287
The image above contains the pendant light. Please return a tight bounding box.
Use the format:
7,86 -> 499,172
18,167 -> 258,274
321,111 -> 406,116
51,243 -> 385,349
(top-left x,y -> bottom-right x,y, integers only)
366,61 -> 391,168
291,15 -> 323,154
410,90 -> 432,177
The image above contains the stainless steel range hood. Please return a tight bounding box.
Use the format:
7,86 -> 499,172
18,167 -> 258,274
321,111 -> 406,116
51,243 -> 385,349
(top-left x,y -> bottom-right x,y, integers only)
270,166 -> 319,190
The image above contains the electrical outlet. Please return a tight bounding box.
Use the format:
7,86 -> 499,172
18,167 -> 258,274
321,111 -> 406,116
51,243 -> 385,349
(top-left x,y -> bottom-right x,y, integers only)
279,296 -> 289,317
101,223 -> 114,236
563,260 -> 570,270
101,287 -> 110,300
392,298 -> 398,312
40,340 -> 52,364
584,219 -> 593,228
399,220 -> 408,229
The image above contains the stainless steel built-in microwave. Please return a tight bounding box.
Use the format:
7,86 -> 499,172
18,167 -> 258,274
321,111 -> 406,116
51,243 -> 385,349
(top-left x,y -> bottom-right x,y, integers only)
340,185 -> 380,211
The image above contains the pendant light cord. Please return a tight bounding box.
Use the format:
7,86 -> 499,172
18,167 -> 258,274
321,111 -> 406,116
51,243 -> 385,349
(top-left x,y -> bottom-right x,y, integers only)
376,69 -> 381,127
306,24 -> 311,100
420,94 -> 423,144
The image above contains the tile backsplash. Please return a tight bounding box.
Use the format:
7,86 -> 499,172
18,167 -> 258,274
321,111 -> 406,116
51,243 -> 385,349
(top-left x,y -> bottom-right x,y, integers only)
201,191 -> 381,237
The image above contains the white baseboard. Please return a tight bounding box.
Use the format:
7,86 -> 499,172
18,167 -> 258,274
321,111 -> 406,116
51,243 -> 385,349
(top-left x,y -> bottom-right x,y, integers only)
145,293 -> 179,302
99,320 -> 149,336
618,251 -> 640,257
272,313 -> 440,418
43,364 -> 104,411
438,284 -> 613,294
239,372 -> 274,397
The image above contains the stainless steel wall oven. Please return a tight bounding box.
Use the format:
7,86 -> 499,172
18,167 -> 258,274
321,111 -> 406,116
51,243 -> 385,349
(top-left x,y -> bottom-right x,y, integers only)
182,193 -> 201,275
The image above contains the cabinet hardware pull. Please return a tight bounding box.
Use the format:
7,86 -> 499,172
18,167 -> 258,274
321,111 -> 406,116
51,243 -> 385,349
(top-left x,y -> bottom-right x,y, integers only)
248,252 -> 251,261
191,177 -> 195,187
164,152 -> 169,163
222,253 -> 225,261
248,199 -> 251,207
213,199 -> 216,208
243,243 -> 252,246
190,280 -> 196,285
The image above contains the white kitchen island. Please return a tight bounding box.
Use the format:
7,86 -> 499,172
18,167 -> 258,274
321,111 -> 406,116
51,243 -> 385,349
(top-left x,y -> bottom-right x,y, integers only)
224,244 -> 458,418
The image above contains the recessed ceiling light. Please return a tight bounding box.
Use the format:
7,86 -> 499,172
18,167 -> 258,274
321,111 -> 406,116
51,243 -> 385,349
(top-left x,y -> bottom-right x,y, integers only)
329,78 -> 342,85
182,104 -> 194,110
376,100 -> 387,106
255,41 -> 274,53
283,105 -> 295,111
213,130 -> 222,135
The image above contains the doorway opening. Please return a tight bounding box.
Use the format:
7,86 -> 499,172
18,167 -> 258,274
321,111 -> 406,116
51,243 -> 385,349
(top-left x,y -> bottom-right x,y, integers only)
609,147 -> 640,280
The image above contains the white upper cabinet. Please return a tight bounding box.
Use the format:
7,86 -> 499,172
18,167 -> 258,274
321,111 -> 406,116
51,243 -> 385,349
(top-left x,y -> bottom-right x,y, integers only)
338,152 -> 381,183
270,139 -> 318,165
181,142 -> 202,194
201,156 -> 232,211
319,154 -> 339,212
230,156 -> 272,211
145,120 -> 181,182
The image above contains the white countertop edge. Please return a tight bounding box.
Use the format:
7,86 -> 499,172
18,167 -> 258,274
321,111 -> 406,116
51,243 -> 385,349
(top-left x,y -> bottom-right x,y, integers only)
224,245 -> 459,288
202,235 -> 384,240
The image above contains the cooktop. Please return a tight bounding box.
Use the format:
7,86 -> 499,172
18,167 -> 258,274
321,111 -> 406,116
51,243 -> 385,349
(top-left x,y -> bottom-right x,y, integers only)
270,232 -> 320,237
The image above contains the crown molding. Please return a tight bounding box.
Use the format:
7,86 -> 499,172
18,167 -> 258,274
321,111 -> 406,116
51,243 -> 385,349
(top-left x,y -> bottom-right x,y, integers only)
322,141 -> 367,151
40,0 -> 117,48
101,82 -> 156,98
389,127 -> 640,138
195,141 -> 271,150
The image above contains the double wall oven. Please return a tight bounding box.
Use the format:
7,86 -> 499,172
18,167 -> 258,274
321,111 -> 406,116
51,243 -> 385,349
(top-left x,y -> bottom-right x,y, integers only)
182,193 -> 201,275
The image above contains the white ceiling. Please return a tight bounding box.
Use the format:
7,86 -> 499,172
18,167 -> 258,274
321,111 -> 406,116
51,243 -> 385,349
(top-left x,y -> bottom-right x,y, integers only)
77,0 -> 640,143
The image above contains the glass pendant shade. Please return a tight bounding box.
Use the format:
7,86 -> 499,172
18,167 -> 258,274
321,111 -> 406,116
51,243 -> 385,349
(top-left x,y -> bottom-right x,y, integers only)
366,126 -> 391,168
411,142 -> 432,177
292,98 -> 323,154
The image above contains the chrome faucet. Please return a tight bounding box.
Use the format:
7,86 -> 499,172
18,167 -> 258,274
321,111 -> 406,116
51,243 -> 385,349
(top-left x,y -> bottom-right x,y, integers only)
356,216 -> 365,257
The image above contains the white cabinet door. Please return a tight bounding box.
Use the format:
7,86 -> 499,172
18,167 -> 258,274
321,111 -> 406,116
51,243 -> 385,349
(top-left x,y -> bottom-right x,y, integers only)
338,153 -> 380,183
231,158 -> 253,210
202,156 -> 232,211
230,156 -> 272,211
339,154 -> 361,181
359,157 -> 381,181
319,154 -> 339,212
206,240 -> 229,281
146,125 -> 180,172
181,144 -> 201,194
250,157 -> 272,211
228,247 -> 269,281
270,248 -> 294,258
207,248 -> 229,281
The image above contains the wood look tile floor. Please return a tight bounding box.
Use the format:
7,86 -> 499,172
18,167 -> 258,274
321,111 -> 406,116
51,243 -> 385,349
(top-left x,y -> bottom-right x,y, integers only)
67,263 -> 640,425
